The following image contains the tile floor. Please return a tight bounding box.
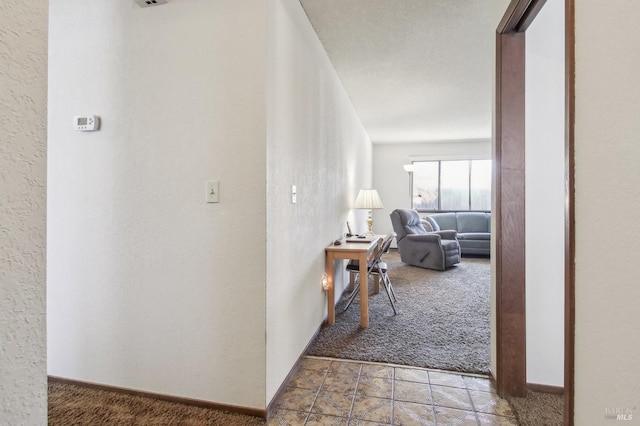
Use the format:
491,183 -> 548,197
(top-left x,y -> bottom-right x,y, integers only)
268,356 -> 517,426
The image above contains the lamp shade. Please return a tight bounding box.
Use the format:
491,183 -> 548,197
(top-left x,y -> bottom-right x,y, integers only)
354,189 -> 384,209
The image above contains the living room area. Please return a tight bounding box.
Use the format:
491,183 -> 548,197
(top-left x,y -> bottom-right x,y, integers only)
308,139 -> 494,374
310,0 -> 565,402
301,0 -> 565,423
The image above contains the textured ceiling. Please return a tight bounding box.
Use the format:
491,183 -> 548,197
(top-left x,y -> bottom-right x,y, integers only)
299,0 -> 497,143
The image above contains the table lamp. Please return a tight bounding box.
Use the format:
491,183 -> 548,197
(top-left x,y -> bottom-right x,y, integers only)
354,189 -> 384,236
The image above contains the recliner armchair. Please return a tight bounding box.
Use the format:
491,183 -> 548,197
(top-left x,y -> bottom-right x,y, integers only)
390,209 -> 461,271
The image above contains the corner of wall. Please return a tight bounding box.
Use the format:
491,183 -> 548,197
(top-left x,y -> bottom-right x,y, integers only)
0,0 -> 48,423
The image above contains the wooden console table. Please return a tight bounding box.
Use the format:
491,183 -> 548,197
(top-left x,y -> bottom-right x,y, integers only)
325,237 -> 382,328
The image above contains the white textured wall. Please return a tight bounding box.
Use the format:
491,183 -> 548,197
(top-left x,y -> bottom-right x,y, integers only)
48,0 -> 268,408
372,140 -> 491,240
574,2 -> 640,423
524,0 -> 565,388
0,0 -> 48,423
266,0 -> 372,403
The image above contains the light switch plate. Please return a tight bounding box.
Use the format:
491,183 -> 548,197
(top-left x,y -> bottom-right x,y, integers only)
291,185 -> 297,204
206,180 -> 219,203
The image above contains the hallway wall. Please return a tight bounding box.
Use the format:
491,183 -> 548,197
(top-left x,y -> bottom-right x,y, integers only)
265,0 -> 372,404
48,0 -> 268,408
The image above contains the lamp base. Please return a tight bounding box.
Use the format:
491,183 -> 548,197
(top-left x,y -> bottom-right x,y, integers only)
366,209 -> 374,237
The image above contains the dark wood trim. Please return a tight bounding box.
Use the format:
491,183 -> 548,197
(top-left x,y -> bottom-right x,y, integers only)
495,1 -> 574,424
497,0 -> 547,34
516,0 -> 548,32
488,373 -> 564,399
564,0 -> 576,424
497,0 -> 530,33
528,382 -> 565,395
48,376 -> 267,419
494,29 -> 527,398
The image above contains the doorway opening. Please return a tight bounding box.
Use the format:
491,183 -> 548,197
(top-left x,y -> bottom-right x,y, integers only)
494,0 -> 574,424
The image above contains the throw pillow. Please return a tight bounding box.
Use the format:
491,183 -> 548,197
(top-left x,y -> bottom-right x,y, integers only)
421,219 -> 434,232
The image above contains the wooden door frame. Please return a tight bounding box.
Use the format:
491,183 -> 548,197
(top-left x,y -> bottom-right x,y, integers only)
494,0 -> 575,423
563,1 -> 575,423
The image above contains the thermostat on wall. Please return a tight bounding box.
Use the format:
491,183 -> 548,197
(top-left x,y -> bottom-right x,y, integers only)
74,115 -> 100,131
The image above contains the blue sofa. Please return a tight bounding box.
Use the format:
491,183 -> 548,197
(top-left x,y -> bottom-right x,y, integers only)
423,212 -> 491,256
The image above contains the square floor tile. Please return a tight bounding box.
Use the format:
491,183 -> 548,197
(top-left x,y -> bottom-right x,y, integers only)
360,364 -> 394,379
463,376 -> 495,393
476,412 -> 518,425
322,373 -> 359,394
394,368 -> 429,384
290,368 -> 327,391
468,390 -> 514,417
394,380 -> 432,404
356,377 -> 393,399
311,391 -> 355,418
393,400 -> 436,425
305,413 -> 350,425
431,385 -> 473,411
428,371 -> 466,389
275,386 -> 318,412
269,359 -> 518,426
351,395 -> 393,423
301,358 -> 333,373
347,419 -> 390,426
267,409 -> 309,425
329,361 -> 362,376
433,406 -> 479,426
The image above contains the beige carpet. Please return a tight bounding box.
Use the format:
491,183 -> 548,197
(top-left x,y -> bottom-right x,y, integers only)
49,382 -> 265,425
508,391 -> 564,426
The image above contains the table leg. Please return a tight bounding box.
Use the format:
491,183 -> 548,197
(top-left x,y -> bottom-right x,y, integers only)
373,238 -> 382,294
359,252 -> 369,328
326,253 -> 335,325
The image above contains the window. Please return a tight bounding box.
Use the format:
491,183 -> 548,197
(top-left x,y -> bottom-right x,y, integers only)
412,159 -> 491,211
